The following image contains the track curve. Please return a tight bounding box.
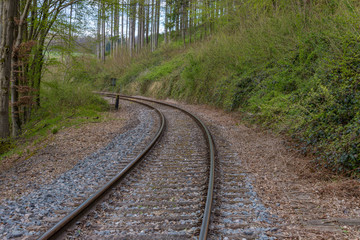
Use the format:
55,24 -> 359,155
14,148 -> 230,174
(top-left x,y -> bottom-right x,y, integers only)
39,94 -> 215,240
38,98 -> 165,240
115,95 -> 215,240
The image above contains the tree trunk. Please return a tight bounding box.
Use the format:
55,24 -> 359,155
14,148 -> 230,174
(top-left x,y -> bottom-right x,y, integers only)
155,0 -> 160,48
121,0 -> 124,48
0,0 -> 17,138
97,2 -> 101,59
29,0 -> 37,40
110,4 -> 113,55
0,1 -> 3,40
114,1 -> 119,55
151,0 -> 155,51
126,1 -> 129,48
189,0 -> 192,44
101,2 -> 106,62
11,0 -> 21,137
129,0 -> 136,56
145,0 -> 149,45
65,3 -> 73,64
137,1 -> 142,52
10,0 -> 33,137
180,2 -> 184,44
164,0 -> 168,44
69,4 -> 73,49
194,0 -> 197,42
203,0 -> 208,39
175,3 -> 179,35
141,1 -> 145,49
30,42 -> 45,108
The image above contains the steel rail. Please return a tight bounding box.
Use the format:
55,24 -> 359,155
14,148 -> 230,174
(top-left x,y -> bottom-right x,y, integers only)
98,93 -> 215,240
38,97 -> 166,240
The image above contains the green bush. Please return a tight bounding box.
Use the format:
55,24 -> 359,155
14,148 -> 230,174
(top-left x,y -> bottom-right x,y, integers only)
41,81 -> 107,112
21,79 -> 108,140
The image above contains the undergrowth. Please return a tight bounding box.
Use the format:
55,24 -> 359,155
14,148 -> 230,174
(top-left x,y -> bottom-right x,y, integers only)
24,81 -> 108,139
0,56 -> 109,161
87,1 -> 360,175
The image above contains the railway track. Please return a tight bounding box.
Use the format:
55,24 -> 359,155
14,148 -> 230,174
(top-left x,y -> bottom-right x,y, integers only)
39,94 -> 215,240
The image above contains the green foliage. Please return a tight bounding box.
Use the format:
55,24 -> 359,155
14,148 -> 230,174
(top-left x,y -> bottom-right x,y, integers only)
136,56 -> 183,94
64,55 -> 101,83
88,1 -> 360,174
0,140 -> 15,155
0,81 -> 108,160
297,38 -> 360,173
51,128 -> 59,134
23,80 -> 108,139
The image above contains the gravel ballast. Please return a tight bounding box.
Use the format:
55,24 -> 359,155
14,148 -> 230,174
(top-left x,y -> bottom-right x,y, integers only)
1,96 -> 358,239
0,104 -> 157,239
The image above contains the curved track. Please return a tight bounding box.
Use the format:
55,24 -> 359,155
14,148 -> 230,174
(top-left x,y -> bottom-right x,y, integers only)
39,94 -> 215,240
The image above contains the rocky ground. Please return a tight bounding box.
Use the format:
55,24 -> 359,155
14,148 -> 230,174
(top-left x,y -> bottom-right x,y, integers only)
0,101 -> 158,239
0,101 -> 133,202
0,97 -> 359,239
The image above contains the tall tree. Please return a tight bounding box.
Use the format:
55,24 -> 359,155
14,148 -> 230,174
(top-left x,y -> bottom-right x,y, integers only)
121,0 -> 124,47
26,0 -> 82,106
145,0 -> 150,45
101,0 -> 106,62
114,0 -> 120,55
11,0 -> 32,137
155,0 -> 160,48
0,0 -> 17,138
164,0 -> 168,44
129,0 -> 136,55
151,0 -> 155,51
97,1 -> 101,59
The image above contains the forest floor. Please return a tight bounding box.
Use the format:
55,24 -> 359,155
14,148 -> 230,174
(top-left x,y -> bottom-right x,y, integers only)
0,99 -> 133,202
1,98 -> 359,239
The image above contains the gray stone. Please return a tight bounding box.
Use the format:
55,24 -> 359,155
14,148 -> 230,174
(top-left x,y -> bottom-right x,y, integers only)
9,231 -> 23,238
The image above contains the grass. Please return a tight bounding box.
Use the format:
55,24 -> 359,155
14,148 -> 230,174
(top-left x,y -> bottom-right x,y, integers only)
23,80 -> 108,138
0,57 -> 109,163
